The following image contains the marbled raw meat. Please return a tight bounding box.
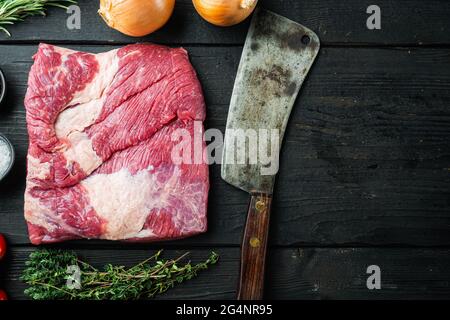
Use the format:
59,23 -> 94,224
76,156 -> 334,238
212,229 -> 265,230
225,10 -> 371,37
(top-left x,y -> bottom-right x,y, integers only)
24,43 -> 208,244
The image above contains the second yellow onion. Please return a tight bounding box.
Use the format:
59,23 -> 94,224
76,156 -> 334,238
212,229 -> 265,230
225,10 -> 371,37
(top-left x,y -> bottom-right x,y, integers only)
99,0 -> 175,37
193,0 -> 258,27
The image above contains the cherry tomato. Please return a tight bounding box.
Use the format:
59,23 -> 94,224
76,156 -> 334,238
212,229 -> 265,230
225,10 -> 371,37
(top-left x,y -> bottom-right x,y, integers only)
0,234 -> 6,260
0,290 -> 7,300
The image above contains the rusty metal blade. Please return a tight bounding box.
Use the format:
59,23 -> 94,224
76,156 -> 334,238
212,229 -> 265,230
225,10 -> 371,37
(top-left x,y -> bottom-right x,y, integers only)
221,9 -> 320,194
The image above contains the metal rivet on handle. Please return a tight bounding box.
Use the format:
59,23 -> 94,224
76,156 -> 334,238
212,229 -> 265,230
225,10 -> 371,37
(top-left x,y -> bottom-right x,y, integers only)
250,237 -> 261,247
255,200 -> 266,213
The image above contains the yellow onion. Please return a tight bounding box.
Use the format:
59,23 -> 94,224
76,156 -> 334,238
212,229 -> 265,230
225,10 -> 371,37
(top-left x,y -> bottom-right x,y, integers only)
99,0 -> 175,37
192,0 -> 258,27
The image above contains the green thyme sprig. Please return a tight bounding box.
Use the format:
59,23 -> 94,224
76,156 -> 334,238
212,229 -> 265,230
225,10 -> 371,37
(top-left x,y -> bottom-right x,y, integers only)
0,0 -> 77,36
21,249 -> 219,300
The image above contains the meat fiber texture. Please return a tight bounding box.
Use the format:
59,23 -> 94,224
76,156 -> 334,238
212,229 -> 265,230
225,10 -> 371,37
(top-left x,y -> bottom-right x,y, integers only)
24,43 -> 209,244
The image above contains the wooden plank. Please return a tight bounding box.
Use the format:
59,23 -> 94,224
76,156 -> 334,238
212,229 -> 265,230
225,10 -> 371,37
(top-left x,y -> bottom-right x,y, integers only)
266,248 -> 450,299
0,0 -> 449,45
2,247 -> 450,300
0,45 -> 450,246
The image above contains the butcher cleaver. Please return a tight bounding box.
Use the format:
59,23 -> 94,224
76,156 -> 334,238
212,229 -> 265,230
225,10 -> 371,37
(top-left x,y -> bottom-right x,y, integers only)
221,9 -> 320,300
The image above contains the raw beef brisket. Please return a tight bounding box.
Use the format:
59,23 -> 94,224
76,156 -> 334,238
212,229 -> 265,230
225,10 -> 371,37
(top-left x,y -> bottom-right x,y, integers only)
24,43 -> 208,244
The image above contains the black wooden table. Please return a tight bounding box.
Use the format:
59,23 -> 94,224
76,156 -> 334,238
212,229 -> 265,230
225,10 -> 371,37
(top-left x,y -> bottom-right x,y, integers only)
1,0 -> 450,300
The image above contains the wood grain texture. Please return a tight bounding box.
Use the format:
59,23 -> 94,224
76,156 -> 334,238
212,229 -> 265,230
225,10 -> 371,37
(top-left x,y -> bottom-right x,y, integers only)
238,194 -> 272,300
266,248 -> 450,300
0,0 -> 449,45
2,247 -> 450,300
0,45 -> 449,246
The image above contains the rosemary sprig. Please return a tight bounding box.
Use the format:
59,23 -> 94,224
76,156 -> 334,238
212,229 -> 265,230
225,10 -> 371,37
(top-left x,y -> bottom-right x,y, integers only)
21,249 -> 219,300
0,0 -> 77,36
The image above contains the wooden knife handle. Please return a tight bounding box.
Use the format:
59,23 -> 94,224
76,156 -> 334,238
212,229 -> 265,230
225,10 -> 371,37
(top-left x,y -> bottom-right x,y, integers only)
237,193 -> 273,300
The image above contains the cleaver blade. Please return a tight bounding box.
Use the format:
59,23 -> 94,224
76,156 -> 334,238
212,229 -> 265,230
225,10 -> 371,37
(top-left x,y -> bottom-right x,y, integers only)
221,9 -> 320,194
